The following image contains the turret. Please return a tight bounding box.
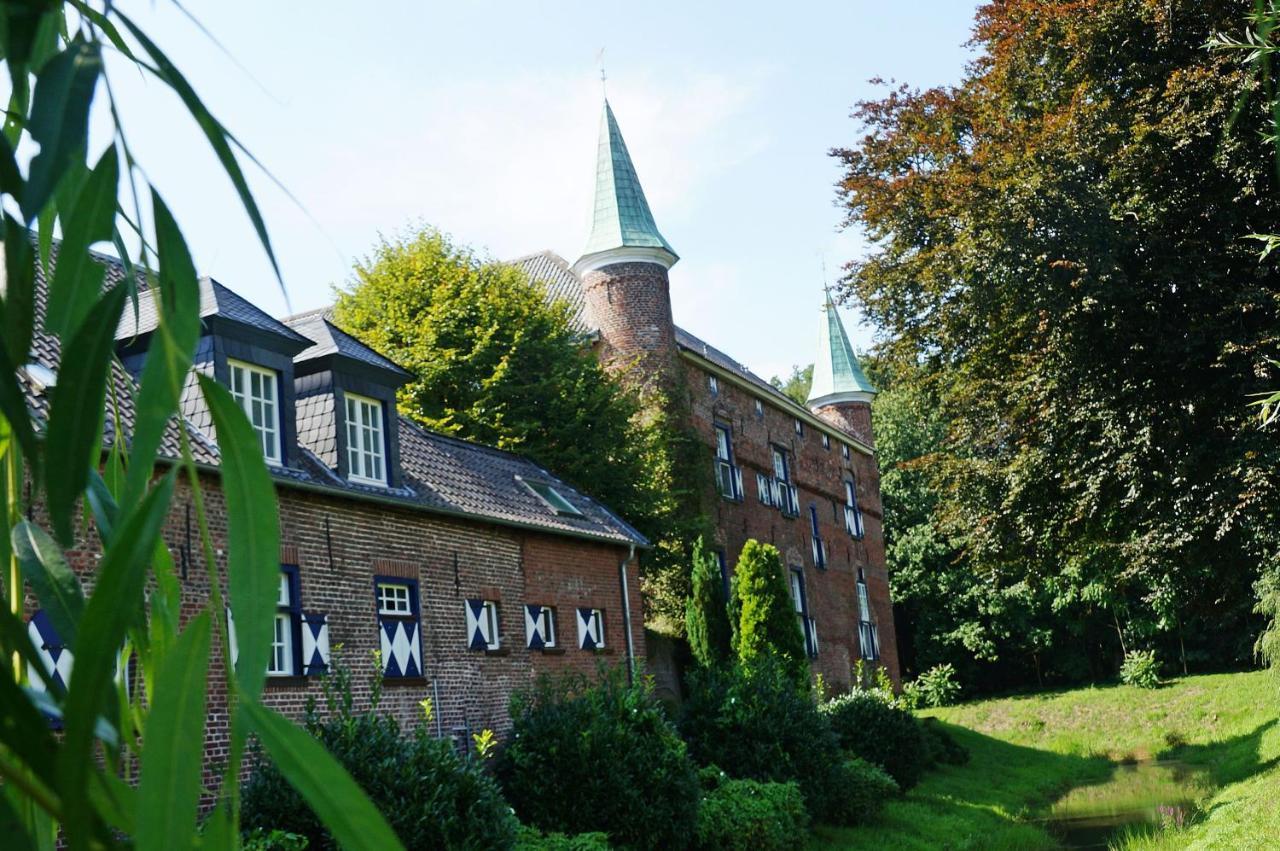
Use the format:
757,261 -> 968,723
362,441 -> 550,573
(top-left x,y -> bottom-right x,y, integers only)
572,100 -> 680,396
807,291 -> 877,446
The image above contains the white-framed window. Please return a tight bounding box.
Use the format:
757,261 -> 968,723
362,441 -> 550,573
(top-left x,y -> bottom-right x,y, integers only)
771,446 -> 798,516
577,607 -> 605,650
842,443 -> 851,461
466,599 -> 501,651
857,571 -> 879,661
525,604 -> 557,650
228,359 -> 281,465
713,424 -> 743,501
377,582 -> 412,615
794,418 -> 804,437
345,392 -> 386,485
520,477 -> 584,516
790,567 -> 818,658
708,375 -> 719,395
809,504 -> 827,569
822,433 -> 831,450
268,568 -> 299,676
844,478 -> 865,539
754,399 -> 764,418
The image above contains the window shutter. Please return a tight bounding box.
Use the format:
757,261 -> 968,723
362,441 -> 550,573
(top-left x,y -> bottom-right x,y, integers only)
225,607 -> 239,670
301,612 -> 330,676
465,599 -> 490,650
379,613 -> 421,678
525,604 -> 546,649
27,610 -> 72,693
577,607 -> 598,650
733,467 -> 743,501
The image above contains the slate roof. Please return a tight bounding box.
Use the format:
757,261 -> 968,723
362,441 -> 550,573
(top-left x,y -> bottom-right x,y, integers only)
116,276 -> 312,348
512,251 -> 825,424
21,247 -> 646,547
579,100 -> 677,264
282,308 -> 411,377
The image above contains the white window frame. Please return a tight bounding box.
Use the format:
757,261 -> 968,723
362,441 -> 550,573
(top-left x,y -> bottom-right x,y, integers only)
228,359 -> 281,465
708,375 -> 719,395
845,479 -> 865,539
345,392 -> 386,486
794,418 -> 804,437
578,608 -> 605,650
268,612 -> 293,676
713,424 -> 742,501
842,443 -> 851,461
822,433 -> 830,450
533,606 -> 556,649
481,600 -> 501,651
377,582 -> 412,616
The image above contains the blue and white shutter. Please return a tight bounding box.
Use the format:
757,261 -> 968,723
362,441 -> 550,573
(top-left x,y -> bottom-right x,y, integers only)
225,607 -> 239,669
27,610 -> 73,693
465,599 -> 491,650
577,607 -> 602,650
300,612 -> 330,675
525,605 -> 550,649
379,615 -> 422,678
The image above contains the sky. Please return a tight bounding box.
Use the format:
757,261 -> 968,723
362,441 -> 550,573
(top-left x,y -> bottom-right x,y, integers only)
100,0 -> 980,382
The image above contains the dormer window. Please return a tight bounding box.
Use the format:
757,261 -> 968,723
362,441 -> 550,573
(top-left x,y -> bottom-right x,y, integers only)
345,393 -> 386,485
520,477 -> 583,516
229,359 -> 281,465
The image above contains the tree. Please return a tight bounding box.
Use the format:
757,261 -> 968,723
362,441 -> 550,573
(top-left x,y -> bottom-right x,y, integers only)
769,364 -> 812,405
834,0 -> 1280,683
730,540 -> 807,677
685,538 -> 732,667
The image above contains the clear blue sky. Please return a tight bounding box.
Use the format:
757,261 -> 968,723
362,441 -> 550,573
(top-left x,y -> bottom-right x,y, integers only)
103,1 -> 980,381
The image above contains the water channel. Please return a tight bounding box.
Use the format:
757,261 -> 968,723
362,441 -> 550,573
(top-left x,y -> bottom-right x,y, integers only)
1040,759 -> 1210,849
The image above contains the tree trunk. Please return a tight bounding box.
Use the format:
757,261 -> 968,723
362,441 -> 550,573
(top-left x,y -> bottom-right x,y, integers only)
1113,609 -> 1128,657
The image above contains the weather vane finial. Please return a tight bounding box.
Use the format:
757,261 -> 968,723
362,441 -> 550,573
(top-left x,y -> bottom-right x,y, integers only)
596,48 -> 607,97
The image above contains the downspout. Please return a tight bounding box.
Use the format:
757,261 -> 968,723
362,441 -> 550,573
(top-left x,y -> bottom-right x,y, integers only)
619,543 -> 637,684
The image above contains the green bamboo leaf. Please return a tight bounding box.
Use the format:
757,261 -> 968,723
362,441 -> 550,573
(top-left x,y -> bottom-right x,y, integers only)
22,38 -> 100,222
2,213 -> 36,366
13,520 -> 85,648
0,603 -> 60,698
200,375 -> 278,698
0,642 -> 59,791
44,282 -> 126,545
84,469 -> 118,542
44,145 -> 118,341
121,190 -> 200,508
87,771 -> 137,837
112,12 -> 283,288
242,700 -> 405,851
0,787 -> 38,851
197,802 -> 234,851
57,471 -> 174,850
0,344 -> 40,477
136,611 -> 210,851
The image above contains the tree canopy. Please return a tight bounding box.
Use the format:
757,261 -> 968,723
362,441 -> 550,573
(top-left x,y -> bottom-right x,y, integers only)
837,0 -> 1280,686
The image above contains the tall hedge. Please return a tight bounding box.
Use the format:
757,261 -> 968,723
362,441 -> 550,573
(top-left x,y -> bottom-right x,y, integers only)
686,538 -> 732,667
730,540 -> 806,674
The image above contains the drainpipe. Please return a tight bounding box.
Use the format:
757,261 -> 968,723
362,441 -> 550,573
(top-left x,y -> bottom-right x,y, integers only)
619,543 -> 637,684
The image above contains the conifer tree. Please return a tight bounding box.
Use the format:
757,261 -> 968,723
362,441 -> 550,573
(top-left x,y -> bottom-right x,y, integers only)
730,540 -> 806,676
685,538 -> 731,667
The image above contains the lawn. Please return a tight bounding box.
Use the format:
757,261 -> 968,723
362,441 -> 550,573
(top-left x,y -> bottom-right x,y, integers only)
811,670 -> 1280,850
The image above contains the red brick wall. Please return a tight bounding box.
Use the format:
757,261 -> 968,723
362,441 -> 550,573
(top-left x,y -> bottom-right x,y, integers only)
22,472 -> 643,787
582,261 -> 680,395
685,363 -> 900,690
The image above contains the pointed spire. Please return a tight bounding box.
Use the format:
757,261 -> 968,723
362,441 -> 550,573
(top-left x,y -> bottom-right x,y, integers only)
808,289 -> 876,408
574,99 -> 678,274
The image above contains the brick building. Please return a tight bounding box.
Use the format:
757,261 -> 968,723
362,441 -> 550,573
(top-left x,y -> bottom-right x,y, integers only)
517,100 -> 899,690
20,257 -> 648,767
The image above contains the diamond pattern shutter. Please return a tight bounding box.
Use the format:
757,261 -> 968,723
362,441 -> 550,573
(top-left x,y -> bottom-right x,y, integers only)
301,612 -> 330,676
577,607 -> 601,650
379,616 -> 422,677
27,610 -> 72,694
465,599 -> 491,650
525,604 -> 547,649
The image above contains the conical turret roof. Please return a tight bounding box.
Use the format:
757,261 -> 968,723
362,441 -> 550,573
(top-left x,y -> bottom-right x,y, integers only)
808,290 -> 876,407
575,100 -> 677,270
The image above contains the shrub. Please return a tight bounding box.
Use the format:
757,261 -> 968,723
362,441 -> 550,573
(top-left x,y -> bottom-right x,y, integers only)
821,690 -> 929,790
914,663 -> 962,707
243,830 -> 309,851
694,766 -> 809,851
835,758 -> 898,824
499,668 -> 699,849
242,662 -> 517,850
686,537 -> 732,667
680,658 -> 851,824
730,540 -> 807,678
920,718 -> 970,766
1121,649 -> 1161,689
514,826 -> 611,851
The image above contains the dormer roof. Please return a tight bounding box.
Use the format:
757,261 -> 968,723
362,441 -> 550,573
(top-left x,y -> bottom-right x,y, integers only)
282,308 -> 411,381
116,277 -> 312,353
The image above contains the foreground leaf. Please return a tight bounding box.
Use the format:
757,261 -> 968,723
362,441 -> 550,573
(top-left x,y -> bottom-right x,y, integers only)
13,520 -> 85,648
22,38 -> 100,222
242,700 -> 404,851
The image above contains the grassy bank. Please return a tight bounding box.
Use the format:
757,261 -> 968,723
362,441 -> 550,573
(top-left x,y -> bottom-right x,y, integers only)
811,671 -> 1279,849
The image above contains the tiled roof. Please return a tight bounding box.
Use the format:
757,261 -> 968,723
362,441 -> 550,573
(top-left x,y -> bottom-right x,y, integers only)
22,246 -> 646,547
512,250 -> 591,331
579,100 -> 677,263
282,308 -> 411,377
117,276 -> 312,348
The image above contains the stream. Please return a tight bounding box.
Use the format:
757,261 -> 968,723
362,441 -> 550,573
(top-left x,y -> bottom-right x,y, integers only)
1040,759 -> 1210,849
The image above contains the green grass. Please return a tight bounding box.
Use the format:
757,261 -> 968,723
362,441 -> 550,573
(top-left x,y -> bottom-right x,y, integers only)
810,671 -> 1280,850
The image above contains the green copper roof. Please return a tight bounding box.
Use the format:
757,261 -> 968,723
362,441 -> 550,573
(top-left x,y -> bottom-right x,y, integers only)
580,100 -> 677,262
808,291 -> 876,404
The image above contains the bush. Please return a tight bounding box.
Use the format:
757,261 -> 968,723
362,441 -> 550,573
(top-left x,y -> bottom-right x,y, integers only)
694,766 -> 809,851
729,540 -> 808,679
679,658 -> 852,824
499,668 -> 698,850
914,663 -> 962,707
514,826 -> 611,851
242,663 -> 517,850
835,758 -> 898,824
821,690 -> 929,790
242,830 -> 309,851
920,718 -> 970,766
1121,649 -> 1161,689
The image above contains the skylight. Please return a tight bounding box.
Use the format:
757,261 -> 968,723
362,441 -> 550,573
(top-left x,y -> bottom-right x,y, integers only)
519,477 -> 582,517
